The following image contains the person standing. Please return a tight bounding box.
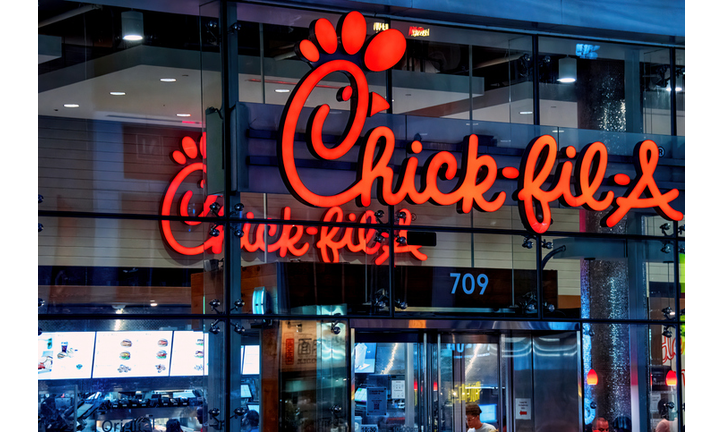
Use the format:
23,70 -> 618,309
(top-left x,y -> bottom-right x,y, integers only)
465,404 -> 497,432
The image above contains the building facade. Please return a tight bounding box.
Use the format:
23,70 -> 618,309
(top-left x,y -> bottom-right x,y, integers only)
38,1 -> 685,431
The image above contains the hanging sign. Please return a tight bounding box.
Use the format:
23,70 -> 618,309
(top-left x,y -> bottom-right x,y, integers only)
277,11 -> 682,234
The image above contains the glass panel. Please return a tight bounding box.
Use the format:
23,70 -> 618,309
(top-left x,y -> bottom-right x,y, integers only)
37,216 -> 223,315
38,318 -> 223,432
392,230 -> 539,318
278,319 -> 349,432
538,37 -> 672,135
472,35 -> 533,124
582,323 -> 679,432
390,21 -> 470,119
354,333 -> 425,432
439,334 -> 500,432
541,237 -> 677,320
237,220 -> 391,316
230,329 -> 262,432
675,49 -> 685,136
38,4 -> 216,214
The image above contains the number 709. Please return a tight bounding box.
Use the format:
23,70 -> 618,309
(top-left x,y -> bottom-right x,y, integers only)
450,273 -> 489,295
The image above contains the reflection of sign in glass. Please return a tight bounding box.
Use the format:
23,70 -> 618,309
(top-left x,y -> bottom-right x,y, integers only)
366,387 -> 387,416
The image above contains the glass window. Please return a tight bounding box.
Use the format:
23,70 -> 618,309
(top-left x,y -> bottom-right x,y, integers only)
38,216 -> 222,315
675,49 -> 685,136
538,37 -> 673,136
38,318 -> 223,432
38,3 -> 221,214
583,323 -> 681,432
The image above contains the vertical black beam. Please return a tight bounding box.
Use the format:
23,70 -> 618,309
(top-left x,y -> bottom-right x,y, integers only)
260,23 -> 266,104
388,205 -> 395,318
221,1 -> 233,430
535,234 -> 543,319
386,18 -> 393,114
673,221 -> 683,431
670,48 -> 678,136
532,36 -> 540,126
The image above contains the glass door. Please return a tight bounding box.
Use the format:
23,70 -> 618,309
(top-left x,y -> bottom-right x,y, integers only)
438,334 -> 501,432
352,331 -> 503,432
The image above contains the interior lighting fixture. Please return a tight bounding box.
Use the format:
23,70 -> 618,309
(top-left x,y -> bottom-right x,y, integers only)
665,86 -> 683,92
150,301 -> 158,307
665,370 -> 677,386
586,369 -> 599,385
109,92 -> 126,96
557,57 -> 577,83
275,88 -> 291,93
160,78 -> 177,82
519,111 -> 533,115
64,103 -> 79,108
121,11 -> 144,41
176,113 -> 191,117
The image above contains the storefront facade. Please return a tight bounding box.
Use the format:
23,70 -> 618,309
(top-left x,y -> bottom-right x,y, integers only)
38,1 -> 685,431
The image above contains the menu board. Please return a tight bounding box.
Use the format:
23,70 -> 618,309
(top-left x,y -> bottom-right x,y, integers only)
169,331 -> 209,376
92,331 -> 173,378
38,332 -> 96,380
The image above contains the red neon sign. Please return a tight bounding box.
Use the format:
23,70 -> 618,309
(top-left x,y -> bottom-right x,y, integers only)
161,135 -> 426,263
277,11 -> 682,234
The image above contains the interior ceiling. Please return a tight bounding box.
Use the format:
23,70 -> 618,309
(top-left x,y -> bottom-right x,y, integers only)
38,2 -> 679,127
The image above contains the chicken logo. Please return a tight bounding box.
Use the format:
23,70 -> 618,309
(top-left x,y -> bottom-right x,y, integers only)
160,134 -> 224,255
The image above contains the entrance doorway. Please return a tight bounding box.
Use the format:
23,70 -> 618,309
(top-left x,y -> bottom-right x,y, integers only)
352,326 -> 580,432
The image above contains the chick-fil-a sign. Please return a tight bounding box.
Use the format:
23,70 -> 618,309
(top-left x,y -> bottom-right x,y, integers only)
160,134 -> 426,263
278,11 -> 683,233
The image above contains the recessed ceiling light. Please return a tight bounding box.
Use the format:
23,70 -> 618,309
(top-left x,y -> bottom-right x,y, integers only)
176,113 -> 191,117
109,91 -> 126,96
150,302 -> 158,307
63,104 -> 79,108
275,88 -> 290,93
557,78 -> 576,83
160,78 -> 177,82
519,111 -> 533,115
123,35 -> 143,41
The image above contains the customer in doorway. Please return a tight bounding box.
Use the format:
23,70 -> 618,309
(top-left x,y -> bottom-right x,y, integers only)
592,417 -> 609,432
166,419 -> 182,432
465,403 -> 497,432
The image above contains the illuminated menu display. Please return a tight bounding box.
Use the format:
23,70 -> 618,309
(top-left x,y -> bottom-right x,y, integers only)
92,331 -> 173,378
169,331 -> 209,376
38,332 -> 96,380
